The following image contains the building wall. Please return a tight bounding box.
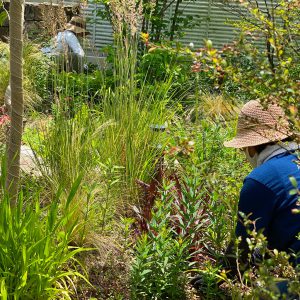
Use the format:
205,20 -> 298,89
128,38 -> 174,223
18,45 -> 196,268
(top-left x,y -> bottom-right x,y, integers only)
0,1 -> 79,42
72,0 -> 240,49
24,0 -> 272,51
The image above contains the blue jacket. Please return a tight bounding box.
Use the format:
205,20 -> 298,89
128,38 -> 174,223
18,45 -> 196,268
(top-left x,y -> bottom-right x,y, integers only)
236,152 -> 300,264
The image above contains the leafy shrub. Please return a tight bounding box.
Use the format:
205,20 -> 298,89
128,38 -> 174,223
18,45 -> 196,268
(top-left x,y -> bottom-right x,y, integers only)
137,42 -> 201,104
218,0 -> 300,132
139,43 -> 192,83
53,70 -> 105,108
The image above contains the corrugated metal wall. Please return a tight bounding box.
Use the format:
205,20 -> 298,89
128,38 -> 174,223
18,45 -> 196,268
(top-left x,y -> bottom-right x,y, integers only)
81,2 -> 113,53
166,0 -> 272,48
81,0 -> 241,49
26,0 -> 272,50
169,0 -> 240,47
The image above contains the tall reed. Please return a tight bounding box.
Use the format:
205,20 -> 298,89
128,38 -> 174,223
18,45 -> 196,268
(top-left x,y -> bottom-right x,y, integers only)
29,0 -> 176,244
95,0 -> 175,201
30,104 -> 116,243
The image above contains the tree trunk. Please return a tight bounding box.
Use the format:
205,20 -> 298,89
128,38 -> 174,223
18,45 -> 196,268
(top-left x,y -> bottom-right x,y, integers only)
6,0 -> 24,205
169,0 -> 182,41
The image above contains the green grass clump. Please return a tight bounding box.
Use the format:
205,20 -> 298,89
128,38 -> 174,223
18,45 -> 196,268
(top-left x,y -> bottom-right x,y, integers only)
0,170 -> 88,299
0,41 -> 51,111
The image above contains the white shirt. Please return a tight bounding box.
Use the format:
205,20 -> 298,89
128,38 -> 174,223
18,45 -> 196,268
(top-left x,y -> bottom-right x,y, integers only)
55,30 -> 84,57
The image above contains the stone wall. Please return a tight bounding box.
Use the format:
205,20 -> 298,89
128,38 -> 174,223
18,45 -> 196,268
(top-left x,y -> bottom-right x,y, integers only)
0,3 -> 80,42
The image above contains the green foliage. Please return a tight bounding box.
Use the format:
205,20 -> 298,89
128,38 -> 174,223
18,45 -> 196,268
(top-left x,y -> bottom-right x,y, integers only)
95,159 -> 124,232
192,264 -> 225,300
137,40 -> 248,104
218,0 -> 300,131
139,44 -> 190,81
33,105 -> 102,189
0,11 -> 7,26
28,104 -> 120,243
0,170 -> 88,299
53,70 -> 105,106
0,42 -> 10,105
130,184 -> 191,300
0,41 -> 52,110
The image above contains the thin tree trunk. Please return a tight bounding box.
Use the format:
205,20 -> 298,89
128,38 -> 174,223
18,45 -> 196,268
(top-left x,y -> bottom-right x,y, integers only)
6,0 -> 24,205
169,0 -> 181,41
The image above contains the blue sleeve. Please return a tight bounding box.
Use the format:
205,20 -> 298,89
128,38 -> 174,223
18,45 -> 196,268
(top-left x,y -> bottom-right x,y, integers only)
235,178 -> 277,240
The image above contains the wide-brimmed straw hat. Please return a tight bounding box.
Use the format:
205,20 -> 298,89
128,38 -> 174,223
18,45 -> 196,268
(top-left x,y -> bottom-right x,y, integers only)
224,100 -> 292,148
65,16 -> 90,35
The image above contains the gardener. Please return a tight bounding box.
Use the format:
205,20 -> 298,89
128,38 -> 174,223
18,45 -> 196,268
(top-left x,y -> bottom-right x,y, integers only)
192,100 -> 300,296
224,100 -> 300,259
42,15 -> 89,72
223,100 -> 300,295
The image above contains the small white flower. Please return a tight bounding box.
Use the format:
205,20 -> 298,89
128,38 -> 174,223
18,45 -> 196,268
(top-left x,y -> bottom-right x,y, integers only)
189,42 -> 194,48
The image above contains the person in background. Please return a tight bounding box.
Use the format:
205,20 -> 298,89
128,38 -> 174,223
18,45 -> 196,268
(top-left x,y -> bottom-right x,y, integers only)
42,15 -> 89,72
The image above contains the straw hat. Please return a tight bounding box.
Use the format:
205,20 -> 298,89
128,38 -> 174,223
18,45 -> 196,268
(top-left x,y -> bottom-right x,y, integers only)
65,16 -> 90,35
224,100 -> 292,148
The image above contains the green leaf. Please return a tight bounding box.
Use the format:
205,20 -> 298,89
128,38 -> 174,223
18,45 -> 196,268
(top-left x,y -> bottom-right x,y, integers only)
289,189 -> 298,196
1,280 -> 7,300
20,271 -> 28,288
141,269 -> 151,276
0,11 -> 7,26
65,174 -> 83,210
289,176 -> 298,188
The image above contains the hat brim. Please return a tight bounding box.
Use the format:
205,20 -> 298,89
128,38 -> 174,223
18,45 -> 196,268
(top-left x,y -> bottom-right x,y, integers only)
224,129 -> 292,148
65,24 -> 90,35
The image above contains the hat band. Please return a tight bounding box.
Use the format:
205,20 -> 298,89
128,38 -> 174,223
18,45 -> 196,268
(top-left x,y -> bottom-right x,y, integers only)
69,20 -> 85,29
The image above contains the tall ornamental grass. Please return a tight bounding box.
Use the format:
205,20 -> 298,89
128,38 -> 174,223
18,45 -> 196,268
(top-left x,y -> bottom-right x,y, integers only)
35,0 -> 176,210
98,82 -> 173,201
24,0 -> 177,252
95,0 -> 175,200
34,104 -> 108,191
30,105 -> 117,243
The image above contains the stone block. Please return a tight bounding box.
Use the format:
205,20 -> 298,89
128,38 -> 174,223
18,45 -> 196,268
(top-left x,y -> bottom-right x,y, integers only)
34,5 -> 43,21
25,5 -> 36,21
